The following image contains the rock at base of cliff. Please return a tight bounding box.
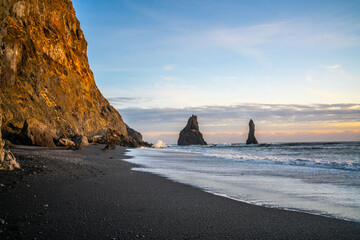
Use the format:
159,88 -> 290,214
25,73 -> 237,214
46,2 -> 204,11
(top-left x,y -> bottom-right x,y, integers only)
246,119 -> 258,144
103,141 -> 116,151
99,129 -> 151,148
0,136 -> 20,171
1,98 -> 20,171
68,144 -> 82,151
75,136 -> 89,146
0,148 -> 20,171
126,124 -> 143,142
21,119 -> 57,147
55,136 -> 76,148
178,115 -> 207,146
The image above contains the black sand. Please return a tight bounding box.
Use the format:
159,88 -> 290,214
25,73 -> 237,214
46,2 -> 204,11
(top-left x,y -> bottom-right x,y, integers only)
1,145 -> 359,239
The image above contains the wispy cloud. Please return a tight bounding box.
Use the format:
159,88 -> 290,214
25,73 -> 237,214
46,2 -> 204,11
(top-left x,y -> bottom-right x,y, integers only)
163,64 -> 175,71
120,103 -> 360,129
306,88 -> 338,100
119,103 -> 360,143
165,18 -> 360,64
93,67 -> 151,72
161,75 -> 180,81
107,97 -> 153,107
321,64 -> 342,70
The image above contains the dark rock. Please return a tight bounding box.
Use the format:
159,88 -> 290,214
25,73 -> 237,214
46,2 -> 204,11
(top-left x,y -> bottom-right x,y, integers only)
100,129 -> 151,148
89,135 -> 103,144
74,136 -> 89,146
56,136 -> 75,148
21,119 -> 57,147
68,144 -> 82,151
178,115 -> 207,146
5,140 -> 17,149
246,119 -> 258,144
126,124 -> 143,142
102,141 -> 116,151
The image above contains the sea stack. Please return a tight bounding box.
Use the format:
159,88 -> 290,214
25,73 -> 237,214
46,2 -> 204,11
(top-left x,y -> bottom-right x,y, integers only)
246,119 -> 258,144
178,115 -> 207,146
0,0 -> 143,146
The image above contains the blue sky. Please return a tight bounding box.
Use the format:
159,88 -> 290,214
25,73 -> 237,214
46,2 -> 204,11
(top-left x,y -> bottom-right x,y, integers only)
72,0 -> 360,143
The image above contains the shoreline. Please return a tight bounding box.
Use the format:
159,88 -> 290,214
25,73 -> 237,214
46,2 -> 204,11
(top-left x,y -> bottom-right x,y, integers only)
1,145 -> 359,239
131,165 -> 359,224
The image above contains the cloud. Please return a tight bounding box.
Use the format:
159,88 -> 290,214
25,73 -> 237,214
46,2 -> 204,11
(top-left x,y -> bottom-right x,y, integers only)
306,88 -> 337,100
119,102 -> 360,143
119,103 -> 360,135
163,65 -> 175,71
321,64 -> 342,70
165,18 -> 360,64
107,97 -> 153,107
93,67 -> 149,72
161,75 -> 180,81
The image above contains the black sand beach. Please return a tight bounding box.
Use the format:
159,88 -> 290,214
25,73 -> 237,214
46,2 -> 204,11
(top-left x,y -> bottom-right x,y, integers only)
1,145 -> 359,239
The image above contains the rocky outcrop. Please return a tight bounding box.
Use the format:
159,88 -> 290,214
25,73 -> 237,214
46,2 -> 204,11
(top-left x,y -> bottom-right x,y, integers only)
126,124 -> 143,142
99,129 -> 151,148
178,115 -> 207,146
75,136 -> 89,146
21,118 -> 57,147
102,141 -> 116,151
0,108 -> 20,170
0,0 -> 130,143
246,119 -> 258,144
55,135 -> 75,148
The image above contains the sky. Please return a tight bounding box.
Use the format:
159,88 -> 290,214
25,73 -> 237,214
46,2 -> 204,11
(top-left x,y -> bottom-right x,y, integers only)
72,0 -> 360,144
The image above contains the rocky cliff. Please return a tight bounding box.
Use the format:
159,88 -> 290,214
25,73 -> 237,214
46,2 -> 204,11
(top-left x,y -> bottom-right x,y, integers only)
246,119 -> 258,144
0,0 -> 130,143
126,124 -> 143,142
178,115 -> 207,146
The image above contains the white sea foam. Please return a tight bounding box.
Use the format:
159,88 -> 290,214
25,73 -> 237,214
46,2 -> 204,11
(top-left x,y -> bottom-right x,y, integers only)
124,142 -> 360,222
152,140 -> 168,148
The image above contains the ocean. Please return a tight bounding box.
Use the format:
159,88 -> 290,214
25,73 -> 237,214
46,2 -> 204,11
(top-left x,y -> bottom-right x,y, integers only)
124,141 -> 360,222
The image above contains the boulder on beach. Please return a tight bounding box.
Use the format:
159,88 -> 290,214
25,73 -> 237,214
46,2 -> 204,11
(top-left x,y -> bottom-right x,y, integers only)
89,135 -> 103,144
68,144 -> 82,151
103,141 -> 116,151
21,119 -> 57,147
75,136 -> 89,146
246,119 -> 258,145
56,136 -> 76,148
178,115 -> 207,146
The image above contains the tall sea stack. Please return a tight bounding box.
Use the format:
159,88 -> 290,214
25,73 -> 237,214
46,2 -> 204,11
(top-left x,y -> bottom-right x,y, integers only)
246,119 -> 258,144
0,0 -> 139,145
178,115 -> 207,146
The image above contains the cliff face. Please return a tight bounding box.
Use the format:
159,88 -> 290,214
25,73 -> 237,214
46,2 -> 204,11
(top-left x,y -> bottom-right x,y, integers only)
0,0 -> 127,140
126,124 -> 143,142
178,115 -> 207,146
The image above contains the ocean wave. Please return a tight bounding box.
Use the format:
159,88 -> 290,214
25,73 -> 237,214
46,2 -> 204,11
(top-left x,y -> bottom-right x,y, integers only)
159,144 -> 360,171
201,153 -> 360,171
